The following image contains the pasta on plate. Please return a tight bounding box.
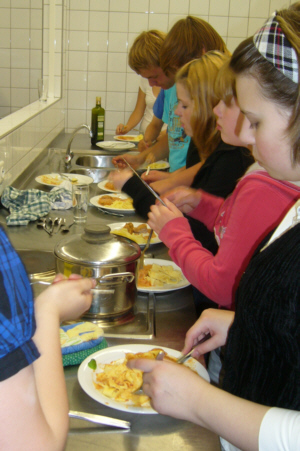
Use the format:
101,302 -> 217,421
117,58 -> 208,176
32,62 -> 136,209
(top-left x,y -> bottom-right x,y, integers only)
138,264 -> 183,287
93,348 -> 174,407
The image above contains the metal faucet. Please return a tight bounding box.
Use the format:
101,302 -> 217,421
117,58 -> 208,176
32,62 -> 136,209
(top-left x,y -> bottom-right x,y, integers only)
64,124 -> 92,167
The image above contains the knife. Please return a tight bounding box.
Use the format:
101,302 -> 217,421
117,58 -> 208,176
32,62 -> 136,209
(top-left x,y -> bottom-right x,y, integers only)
122,158 -> 167,207
69,410 -> 130,429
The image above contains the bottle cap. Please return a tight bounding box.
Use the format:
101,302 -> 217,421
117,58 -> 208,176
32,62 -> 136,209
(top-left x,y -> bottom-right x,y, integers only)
96,96 -> 101,104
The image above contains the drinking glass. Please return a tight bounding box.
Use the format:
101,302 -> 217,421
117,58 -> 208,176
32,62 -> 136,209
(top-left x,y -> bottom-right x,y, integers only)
72,184 -> 89,222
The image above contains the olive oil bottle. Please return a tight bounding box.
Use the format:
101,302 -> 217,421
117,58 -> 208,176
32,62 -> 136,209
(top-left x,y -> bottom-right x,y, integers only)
91,96 -> 105,144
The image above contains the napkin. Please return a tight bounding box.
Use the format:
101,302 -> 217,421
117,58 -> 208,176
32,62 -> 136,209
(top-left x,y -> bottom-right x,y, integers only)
1,185 -> 72,225
60,322 -> 107,366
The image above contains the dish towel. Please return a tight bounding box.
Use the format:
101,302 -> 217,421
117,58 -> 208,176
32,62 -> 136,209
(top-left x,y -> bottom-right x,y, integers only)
1,183 -> 73,226
60,322 -> 107,366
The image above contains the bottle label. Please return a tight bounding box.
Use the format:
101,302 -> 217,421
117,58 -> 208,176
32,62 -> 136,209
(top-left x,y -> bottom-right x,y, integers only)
97,115 -> 104,140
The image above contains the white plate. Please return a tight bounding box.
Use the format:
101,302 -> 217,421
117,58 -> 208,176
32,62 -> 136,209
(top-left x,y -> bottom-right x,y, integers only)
97,179 -> 120,193
138,160 -> 170,171
78,344 -> 209,414
108,222 -> 162,246
137,258 -> 190,293
35,173 -> 94,187
90,193 -> 135,214
96,141 -> 135,151
114,134 -> 143,143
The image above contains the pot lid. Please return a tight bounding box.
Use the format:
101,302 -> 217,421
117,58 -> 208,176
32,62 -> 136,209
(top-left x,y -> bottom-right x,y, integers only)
54,224 -> 141,266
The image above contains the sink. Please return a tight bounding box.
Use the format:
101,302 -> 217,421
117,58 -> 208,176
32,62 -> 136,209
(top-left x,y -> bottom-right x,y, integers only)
67,155 -> 117,183
75,155 -> 115,169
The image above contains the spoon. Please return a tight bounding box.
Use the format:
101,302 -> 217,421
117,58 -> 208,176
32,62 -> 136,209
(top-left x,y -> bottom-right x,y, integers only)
36,218 -> 52,235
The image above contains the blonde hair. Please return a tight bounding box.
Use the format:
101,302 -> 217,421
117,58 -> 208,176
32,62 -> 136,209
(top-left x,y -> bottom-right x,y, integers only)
176,51 -> 230,160
128,30 -> 166,73
160,16 -> 230,76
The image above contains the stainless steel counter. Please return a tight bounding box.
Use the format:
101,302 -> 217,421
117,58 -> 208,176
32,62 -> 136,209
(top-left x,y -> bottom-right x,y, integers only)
1,134 -> 221,451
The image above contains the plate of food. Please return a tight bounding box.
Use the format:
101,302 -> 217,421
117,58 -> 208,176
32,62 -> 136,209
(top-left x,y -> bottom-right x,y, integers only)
137,258 -> 190,292
35,173 -> 93,187
90,193 -> 135,214
114,134 -> 143,143
96,141 -> 135,151
138,161 -> 170,171
97,179 -> 120,193
78,344 -> 209,414
108,222 -> 162,246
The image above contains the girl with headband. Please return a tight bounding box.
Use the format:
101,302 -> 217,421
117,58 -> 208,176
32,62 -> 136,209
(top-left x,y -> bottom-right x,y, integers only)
128,4 -> 300,451
146,10 -> 300,314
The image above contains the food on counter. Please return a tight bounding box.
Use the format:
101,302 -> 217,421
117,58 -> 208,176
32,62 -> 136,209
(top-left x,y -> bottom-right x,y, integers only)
39,174 -> 78,185
40,174 -> 62,185
104,180 -> 117,191
145,162 -> 168,170
138,263 -> 183,287
97,195 -> 133,210
93,348 -> 175,407
111,222 -> 156,244
116,134 -> 143,142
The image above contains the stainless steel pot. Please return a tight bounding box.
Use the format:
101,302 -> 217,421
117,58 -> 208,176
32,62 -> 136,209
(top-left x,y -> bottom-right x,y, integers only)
54,224 -> 141,319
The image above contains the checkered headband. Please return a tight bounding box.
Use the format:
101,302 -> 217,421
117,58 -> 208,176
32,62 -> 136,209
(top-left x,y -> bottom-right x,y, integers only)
253,13 -> 298,84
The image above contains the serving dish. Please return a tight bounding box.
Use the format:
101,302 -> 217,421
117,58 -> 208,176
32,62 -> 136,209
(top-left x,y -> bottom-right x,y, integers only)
97,179 -> 120,193
90,194 -> 135,214
96,141 -> 135,151
54,224 -> 140,319
36,173 -> 93,187
108,222 -> 162,246
137,258 -> 190,292
114,134 -> 143,143
138,161 -> 170,171
78,344 -> 209,414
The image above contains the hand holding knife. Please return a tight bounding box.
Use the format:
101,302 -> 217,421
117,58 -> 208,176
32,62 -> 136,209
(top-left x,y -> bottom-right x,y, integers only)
121,158 -> 168,207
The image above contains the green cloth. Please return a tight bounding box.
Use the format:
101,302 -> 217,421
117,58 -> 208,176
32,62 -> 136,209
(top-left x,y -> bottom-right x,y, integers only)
62,337 -> 108,366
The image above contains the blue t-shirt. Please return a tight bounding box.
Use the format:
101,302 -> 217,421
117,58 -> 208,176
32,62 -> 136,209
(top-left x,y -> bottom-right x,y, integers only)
0,228 -> 40,381
153,89 -> 165,120
162,85 -> 190,172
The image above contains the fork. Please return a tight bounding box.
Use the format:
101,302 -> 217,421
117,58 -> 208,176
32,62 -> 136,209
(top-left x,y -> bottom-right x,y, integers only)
134,350 -> 165,394
176,333 -> 212,364
139,229 -> 153,270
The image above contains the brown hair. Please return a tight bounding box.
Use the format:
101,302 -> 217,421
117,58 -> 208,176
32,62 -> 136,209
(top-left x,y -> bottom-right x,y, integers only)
128,30 -> 166,73
214,59 -> 236,106
230,4 -> 300,163
160,16 -> 229,76
176,51 -> 230,160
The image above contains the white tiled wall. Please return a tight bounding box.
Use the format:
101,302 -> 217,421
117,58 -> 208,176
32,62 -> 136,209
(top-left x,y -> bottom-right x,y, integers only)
64,0 -> 292,135
0,0 -> 43,119
0,0 -> 66,184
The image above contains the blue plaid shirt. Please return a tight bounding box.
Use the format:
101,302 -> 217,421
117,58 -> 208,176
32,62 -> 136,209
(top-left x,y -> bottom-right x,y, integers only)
0,227 -> 39,381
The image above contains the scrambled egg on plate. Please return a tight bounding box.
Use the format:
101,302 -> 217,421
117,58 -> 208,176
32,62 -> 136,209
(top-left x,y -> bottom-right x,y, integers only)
98,195 -> 133,210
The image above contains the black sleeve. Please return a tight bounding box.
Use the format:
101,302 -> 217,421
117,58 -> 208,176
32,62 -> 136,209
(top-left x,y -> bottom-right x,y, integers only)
122,175 -> 156,220
192,146 -> 254,198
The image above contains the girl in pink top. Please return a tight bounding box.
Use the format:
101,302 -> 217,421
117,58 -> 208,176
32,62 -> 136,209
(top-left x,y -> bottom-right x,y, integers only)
148,58 -> 300,311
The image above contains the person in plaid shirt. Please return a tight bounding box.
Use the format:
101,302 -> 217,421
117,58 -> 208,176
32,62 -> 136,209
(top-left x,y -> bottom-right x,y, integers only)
0,226 -> 96,450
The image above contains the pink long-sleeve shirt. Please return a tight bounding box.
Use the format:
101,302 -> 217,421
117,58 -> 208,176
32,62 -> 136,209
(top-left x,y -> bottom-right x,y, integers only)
159,171 -> 300,309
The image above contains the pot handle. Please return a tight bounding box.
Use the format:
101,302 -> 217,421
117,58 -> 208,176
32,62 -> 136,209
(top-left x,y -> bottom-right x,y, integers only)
97,272 -> 135,285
